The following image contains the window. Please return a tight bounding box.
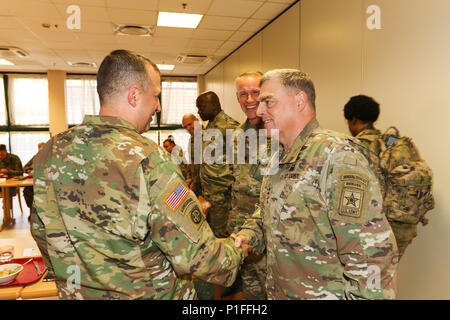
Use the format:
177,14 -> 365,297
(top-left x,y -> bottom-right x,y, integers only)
160,78 -> 198,125
0,77 -> 6,125
10,132 -> 50,165
0,73 -> 50,168
8,75 -> 49,125
65,75 -> 100,125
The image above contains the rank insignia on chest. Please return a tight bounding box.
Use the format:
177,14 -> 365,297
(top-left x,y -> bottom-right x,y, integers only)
164,182 -> 189,211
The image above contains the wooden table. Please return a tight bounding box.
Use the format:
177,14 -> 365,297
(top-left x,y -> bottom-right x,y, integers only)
0,236 -> 58,300
0,177 -> 33,232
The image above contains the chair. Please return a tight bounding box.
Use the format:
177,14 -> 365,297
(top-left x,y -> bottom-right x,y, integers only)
0,187 -> 24,217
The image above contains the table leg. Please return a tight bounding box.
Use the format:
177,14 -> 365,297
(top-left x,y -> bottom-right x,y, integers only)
0,187 -> 13,231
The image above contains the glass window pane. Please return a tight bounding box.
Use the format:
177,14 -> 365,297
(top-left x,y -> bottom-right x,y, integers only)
160,81 -> 198,125
10,132 -> 50,165
0,132 -> 8,148
0,77 -> 6,125
8,75 -> 49,125
65,75 -> 100,125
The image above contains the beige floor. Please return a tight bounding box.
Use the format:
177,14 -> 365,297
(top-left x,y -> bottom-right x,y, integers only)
0,196 -> 32,239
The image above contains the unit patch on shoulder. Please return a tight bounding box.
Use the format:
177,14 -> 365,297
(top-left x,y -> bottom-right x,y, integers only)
332,171 -> 369,224
189,208 -> 204,230
164,182 -> 189,212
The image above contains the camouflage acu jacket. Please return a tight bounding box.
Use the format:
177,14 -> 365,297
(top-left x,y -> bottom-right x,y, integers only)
31,115 -> 243,300
0,153 -> 23,176
238,119 -> 398,300
228,120 -> 266,234
200,110 -> 239,194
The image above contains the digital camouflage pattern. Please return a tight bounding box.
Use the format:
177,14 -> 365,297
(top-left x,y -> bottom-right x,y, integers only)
0,152 -> 23,176
228,119 -> 267,300
357,126 -> 435,259
185,137 -> 202,196
238,119 -> 398,300
30,115 -> 244,300
200,110 -> 239,238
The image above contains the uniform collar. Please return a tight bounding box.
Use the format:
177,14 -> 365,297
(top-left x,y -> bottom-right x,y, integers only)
280,118 -> 319,164
239,118 -> 265,130
207,110 -> 226,128
356,125 -> 381,137
82,115 -> 139,133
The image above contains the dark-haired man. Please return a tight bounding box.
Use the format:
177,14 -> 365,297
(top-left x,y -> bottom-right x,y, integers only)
196,91 -> 239,238
30,50 -> 246,300
0,144 -> 23,177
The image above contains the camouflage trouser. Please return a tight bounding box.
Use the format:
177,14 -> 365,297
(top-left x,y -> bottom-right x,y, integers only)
389,220 -> 418,260
23,186 -> 34,209
240,251 -> 267,300
203,191 -> 232,238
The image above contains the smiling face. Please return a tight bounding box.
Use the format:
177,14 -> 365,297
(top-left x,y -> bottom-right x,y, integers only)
236,75 -> 261,125
257,78 -> 300,146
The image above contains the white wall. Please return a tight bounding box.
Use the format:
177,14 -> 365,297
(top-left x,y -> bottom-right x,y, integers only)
204,2 -> 301,123
204,0 -> 450,299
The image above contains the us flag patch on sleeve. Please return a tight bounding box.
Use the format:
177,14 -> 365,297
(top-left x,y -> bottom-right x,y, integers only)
164,182 -> 190,212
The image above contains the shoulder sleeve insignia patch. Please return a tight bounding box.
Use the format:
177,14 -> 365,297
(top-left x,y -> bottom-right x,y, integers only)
164,182 -> 189,212
332,171 -> 369,224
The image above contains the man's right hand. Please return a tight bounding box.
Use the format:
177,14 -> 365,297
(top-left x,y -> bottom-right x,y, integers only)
230,233 -> 252,259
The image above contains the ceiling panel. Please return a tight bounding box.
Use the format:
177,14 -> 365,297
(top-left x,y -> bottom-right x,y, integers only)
207,0 -> 264,18
239,18 -> 270,32
158,0 -> 213,14
106,0 -> 159,10
1,0 -> 62,19
191,29 -> 234,41
0,0 -> 298,74
107,8 -> 157,26
198,16 -> 246,31
252,2 -> 290,19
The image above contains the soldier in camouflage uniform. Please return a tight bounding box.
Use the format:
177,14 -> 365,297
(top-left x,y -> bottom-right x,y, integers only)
182,113 -> 202,196
227,72 -> 267,300
343,95 -> 425,259
196,91 -> 239,238
0,144 -> 23,177
30,50 -> 246,300
233,69 -> 398,299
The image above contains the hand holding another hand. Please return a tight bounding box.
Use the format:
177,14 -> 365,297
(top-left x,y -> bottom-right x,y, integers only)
230,233 -> 252,260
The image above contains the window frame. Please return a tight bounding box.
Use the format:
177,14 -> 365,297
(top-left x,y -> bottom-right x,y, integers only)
0,72 -> 50,151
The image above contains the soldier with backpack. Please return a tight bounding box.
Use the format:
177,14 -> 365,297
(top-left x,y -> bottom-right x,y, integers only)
344,95 -> 435,259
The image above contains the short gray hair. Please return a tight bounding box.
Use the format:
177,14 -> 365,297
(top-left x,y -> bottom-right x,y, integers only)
261,69 -> 316,108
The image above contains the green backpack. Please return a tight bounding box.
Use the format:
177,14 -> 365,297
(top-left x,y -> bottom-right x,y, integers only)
375,127 -> 435,259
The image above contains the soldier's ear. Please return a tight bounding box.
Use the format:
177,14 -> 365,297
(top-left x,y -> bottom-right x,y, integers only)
128,86 -> 139,107
295,91 -> 307,110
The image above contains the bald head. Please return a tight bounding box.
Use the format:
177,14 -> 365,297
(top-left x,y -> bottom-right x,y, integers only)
196,91 -> 221,122
182,113 -> 198,136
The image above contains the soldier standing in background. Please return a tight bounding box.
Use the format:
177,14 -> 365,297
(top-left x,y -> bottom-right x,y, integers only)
233,69 -> 398,299
30,50 -> 246,300
343,95 -> 434,260
228,72 -> 267,300
196,91 -> 239,238
182,113 -> 202,196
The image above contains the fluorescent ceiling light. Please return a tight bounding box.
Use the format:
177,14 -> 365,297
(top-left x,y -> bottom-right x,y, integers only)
0,58 -> 14,66
157,64 -> 175,71
157,12 -> 203,29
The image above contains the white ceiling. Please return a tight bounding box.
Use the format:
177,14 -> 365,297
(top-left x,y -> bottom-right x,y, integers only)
0,0 -> 297,75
